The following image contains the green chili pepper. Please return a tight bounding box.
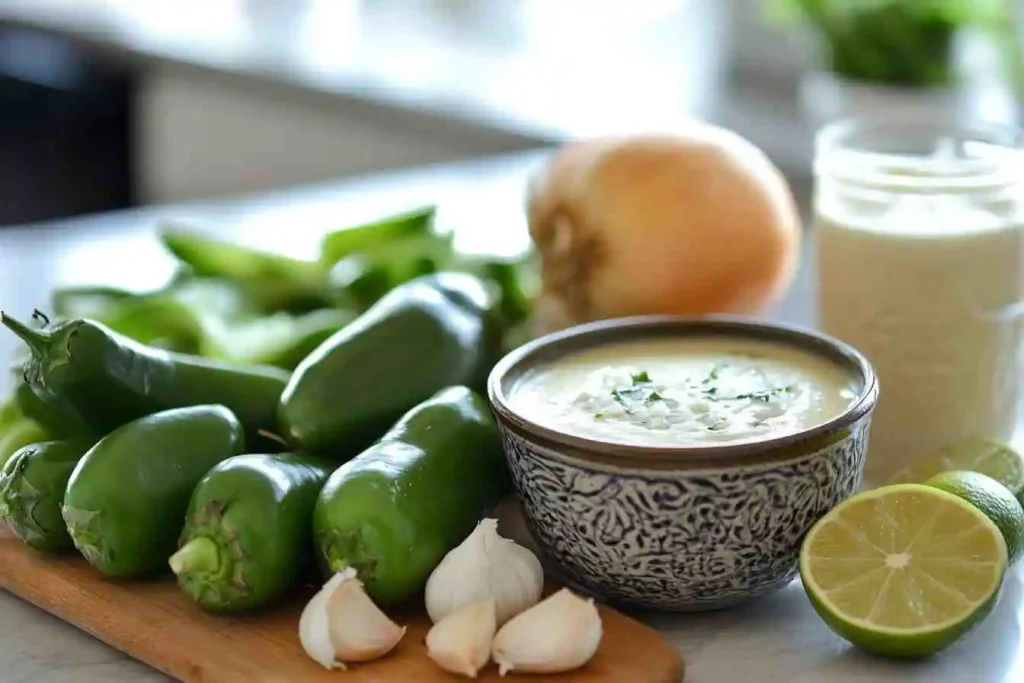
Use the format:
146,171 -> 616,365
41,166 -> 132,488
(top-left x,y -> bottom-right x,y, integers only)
326,232 -> 453,311
1,313 -> 289,441
313,386 -> 509,604
319,205 -> 437,267
279,272 -> 504,457
50,285 -> 138,320
0,394 -> 19,427
171,451 -> 335,611
208,308 -> 356,371
0,417 -> 50,469
0,437 -> 97,553
159,226 -> 329,313
15,381 -> 94,439
63,405 -> 245,578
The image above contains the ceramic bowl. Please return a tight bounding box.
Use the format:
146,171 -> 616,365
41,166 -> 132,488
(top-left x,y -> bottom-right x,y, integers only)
487,315 -> 878,611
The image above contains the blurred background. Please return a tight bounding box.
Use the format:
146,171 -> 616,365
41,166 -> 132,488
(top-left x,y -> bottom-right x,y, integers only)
0,0 -> 1020,226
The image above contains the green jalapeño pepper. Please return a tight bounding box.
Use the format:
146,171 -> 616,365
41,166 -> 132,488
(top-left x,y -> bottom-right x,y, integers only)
159,226 -> 329,313
313,386 -> 509,605
15,380 -> 94,439
0,394 -> 50,469
278,272 -> 504,456
1,313 -> 290,440
63,404 -> 245,578
0,437 -> 96,553
171,451 -> 335,612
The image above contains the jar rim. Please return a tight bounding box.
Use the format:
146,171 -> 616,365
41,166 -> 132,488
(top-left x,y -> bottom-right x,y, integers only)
814,117 -> 1024,194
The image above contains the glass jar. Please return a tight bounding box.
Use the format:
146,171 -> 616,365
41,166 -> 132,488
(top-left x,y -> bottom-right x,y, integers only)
813,118 -> 1024,484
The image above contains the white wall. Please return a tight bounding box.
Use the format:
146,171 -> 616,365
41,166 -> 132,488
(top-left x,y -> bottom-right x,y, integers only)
135,64 -> 540,204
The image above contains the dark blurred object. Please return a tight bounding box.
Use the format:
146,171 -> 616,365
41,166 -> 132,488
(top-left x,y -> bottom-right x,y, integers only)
0,27 -> 135,225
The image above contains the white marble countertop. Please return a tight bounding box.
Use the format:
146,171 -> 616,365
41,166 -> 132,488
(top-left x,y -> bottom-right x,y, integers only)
1,152 -> 1022,682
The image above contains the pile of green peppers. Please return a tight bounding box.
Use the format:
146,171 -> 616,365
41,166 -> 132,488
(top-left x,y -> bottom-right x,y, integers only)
0,205 -> 526,616
44,205 -> 535,368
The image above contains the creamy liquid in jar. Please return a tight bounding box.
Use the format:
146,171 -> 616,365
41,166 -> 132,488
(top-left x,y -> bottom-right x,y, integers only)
814,121 -> 1024,484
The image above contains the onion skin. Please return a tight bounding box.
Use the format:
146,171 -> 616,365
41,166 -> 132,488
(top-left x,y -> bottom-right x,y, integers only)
527,127 -> 802,332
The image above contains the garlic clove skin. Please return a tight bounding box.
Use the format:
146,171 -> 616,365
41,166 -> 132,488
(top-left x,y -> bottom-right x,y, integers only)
425,518 -> 544,626
426,599 -> 497,678
491,588 -> 603,676
327,568 -> 407,664
298,567 -> 405,670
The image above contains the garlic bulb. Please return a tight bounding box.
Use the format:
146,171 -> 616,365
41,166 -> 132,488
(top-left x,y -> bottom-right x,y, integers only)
425,518 -> 544,626
426,599 -> 497,678
298,568 -> 406,670
491,588 -> 602,676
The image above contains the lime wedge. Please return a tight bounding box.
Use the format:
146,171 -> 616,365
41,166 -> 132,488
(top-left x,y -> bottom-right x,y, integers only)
800,484 -> 1007,658
886,436 -> 1024,496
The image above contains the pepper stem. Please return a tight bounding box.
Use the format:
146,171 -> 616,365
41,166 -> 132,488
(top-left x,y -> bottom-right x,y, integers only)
169,537 -> 222,577
0,312 -> 51,356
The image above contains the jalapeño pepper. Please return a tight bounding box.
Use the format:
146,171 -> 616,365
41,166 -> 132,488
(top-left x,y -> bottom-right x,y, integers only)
313,386 -> 509,604
1,313 -> 289,440
278,272 -> 503,456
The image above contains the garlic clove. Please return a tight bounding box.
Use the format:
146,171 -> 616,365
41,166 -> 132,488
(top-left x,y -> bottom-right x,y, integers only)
327,569 -> 407,664
298,568 -> 405,670
491,588 -> 603,676
425,518 -> 544,626
299,573 -> 344,669
426,599 -> 497,678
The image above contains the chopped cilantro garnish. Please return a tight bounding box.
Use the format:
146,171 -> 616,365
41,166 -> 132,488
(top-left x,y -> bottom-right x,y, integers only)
701,365 -> 722,385
733,391 -> 773,402
630,370 -> 651,384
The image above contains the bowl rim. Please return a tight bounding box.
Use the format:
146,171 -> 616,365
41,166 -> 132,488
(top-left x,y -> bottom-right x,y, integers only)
487,314 -> 879,464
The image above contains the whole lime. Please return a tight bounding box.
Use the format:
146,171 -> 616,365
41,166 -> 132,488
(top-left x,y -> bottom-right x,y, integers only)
927,470 -> 1024,565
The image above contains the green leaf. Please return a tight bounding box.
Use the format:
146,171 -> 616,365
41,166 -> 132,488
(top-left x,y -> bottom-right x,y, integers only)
630,370 -> 651,384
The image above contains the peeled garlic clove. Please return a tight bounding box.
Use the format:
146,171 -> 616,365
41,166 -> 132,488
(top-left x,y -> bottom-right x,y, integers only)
426,599 -> 497,678
298,567 -> 405,670
425,518 -> 544,626
327,569 -> 406,663
491,588 -> 602,676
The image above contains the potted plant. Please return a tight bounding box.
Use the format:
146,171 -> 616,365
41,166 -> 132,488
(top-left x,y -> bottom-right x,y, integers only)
766,0 -> 1021,126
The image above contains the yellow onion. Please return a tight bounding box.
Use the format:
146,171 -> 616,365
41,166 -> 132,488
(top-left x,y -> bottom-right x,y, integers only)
526,125 -> 802,333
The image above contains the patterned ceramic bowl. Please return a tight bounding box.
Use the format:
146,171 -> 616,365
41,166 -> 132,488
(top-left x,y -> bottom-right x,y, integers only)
487,316 -> 878,612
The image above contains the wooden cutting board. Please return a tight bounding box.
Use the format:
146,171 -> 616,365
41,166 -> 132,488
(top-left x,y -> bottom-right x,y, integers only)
0,529 -> 684,682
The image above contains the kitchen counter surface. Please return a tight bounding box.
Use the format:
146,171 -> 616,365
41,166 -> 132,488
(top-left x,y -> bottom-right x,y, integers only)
1,152 -> 1022,683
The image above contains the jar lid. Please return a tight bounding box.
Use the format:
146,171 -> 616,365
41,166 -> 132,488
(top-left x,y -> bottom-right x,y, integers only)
815,118 -> 1024,194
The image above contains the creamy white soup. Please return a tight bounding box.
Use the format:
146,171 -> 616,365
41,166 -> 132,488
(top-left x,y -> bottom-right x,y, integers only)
510,337 -> 860,447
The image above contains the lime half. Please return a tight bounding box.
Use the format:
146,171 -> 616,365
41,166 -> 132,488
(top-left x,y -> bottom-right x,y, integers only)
800,484 -> 1007,658
887,436 -> 1024,496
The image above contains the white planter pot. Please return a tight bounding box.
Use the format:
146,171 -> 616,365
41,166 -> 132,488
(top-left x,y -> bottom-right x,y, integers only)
800,70 -> 1017,129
